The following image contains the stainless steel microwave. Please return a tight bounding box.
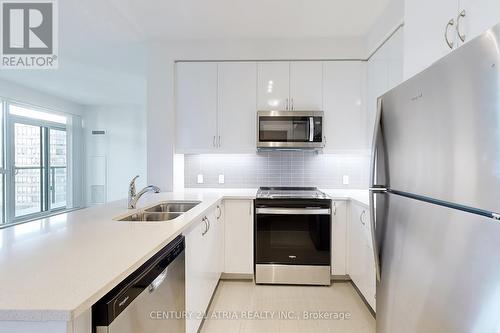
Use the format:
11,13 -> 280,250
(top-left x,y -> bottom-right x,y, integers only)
257,111 -> 325,149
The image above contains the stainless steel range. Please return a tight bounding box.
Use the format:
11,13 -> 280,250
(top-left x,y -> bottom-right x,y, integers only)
254,187 -> 331,286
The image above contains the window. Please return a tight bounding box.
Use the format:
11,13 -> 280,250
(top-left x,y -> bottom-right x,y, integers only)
0,101 -> 78,227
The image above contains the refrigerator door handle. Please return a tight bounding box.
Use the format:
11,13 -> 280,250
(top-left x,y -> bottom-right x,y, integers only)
369,190 -> 382,283
369,98 -> 386,283
370,98 -> 387,189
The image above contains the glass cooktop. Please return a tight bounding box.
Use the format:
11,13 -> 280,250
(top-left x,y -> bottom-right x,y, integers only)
256,187 -> 328,199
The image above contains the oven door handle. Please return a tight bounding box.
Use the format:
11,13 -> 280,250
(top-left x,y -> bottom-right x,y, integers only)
256,208 -> 331,215
309,117 -> 314,142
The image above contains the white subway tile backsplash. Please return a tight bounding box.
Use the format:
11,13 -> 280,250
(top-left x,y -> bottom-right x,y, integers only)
184,151 -> 370,189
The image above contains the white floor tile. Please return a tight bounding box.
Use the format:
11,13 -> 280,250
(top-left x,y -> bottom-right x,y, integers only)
200,281 -> 375,333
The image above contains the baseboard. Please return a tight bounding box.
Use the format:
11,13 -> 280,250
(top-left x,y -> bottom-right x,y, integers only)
220,272 -> 254,280
349,279 -> 376,318
331,274 -> 350,281
197,279 -> 222,333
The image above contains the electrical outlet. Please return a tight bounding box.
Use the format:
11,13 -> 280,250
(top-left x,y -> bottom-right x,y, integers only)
218,174 -> 225,184
197,174 -> 204,184
342,175 -> 349,185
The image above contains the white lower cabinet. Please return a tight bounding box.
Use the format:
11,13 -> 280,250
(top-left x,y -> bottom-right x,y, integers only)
214,202 -> 225,274
224,199 -> 254,274
348,201 -> 376,311
185,205 -> 223,333
331,200 -> 348,276
205,208 -> 222,295
185,200 -> 251,333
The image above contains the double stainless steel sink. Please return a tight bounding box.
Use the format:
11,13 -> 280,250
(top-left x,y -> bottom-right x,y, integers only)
118,201 -> 201,222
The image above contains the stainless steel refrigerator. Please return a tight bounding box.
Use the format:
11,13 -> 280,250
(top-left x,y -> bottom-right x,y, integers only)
370,24 -> 500,333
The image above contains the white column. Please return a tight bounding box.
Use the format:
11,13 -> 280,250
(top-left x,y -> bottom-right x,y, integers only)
146,44 -> 175,191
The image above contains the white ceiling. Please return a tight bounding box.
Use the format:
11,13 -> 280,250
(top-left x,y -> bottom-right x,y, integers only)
0,0 -> 391,107
64,0 -> 392,40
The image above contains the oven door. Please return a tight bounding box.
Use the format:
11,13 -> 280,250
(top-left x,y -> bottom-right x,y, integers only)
255,206 -> 331,266
257,111 -> 324,149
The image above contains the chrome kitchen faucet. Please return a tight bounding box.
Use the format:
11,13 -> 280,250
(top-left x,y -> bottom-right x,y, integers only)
128,175 -> 160,209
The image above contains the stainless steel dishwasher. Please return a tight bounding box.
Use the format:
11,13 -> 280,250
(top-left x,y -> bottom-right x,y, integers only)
92,235 -> 185,333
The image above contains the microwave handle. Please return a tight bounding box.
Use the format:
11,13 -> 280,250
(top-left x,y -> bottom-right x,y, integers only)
309,117 -> 314,142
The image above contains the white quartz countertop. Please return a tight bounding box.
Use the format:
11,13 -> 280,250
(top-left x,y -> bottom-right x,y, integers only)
0,188 -> 367,322
321,189 -> 369,207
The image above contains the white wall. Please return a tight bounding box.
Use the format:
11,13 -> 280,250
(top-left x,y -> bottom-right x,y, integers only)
146,37 -> 366,191
365,0 -> 405,55
83,105 -> 147,204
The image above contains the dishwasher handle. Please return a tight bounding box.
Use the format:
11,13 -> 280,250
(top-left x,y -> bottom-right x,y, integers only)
148,267 -> 168,293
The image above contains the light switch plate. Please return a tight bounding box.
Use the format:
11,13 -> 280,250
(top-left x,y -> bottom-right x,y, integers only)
218,174 -> 225,184
197,174 -> 204,184
342,175 -> 349,185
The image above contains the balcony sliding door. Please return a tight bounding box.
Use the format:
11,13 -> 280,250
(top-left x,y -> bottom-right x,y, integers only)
13,122 -> 43,218
8,104 -> 68,223
49,128 -> 67,209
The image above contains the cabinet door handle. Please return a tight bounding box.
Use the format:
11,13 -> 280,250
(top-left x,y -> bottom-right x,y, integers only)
291,98 -> 294,110
285,98 -> 289,110
218,135 -> 221,148
202,218 -> 208,236
216,205 -> 222,219
360,210 -> 366,226
206,216 -> 211,232
445,18 -> 455,49
332,202 -> 337,216
213,136 -> 216,147
456,10 -> 466,43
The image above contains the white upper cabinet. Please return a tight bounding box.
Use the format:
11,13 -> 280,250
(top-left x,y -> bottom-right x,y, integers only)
257,62 -> 290,111
404,0 -> 459,79
218,62 -> 257,152
176,62 -> 257,153
176,60 -> 369,153
366,29 -> 404,147
404,0 -> 500,79
323,61 -> 367,151
289,61 -> 323,110
176,62 -> 218,152
257,61 -> 323,111
458,0 -> 500,44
